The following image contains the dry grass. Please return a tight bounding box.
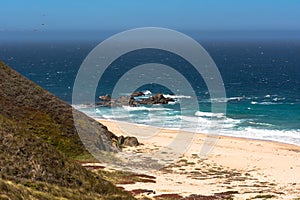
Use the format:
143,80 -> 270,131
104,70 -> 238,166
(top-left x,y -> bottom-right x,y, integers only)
0,61 -> 135,199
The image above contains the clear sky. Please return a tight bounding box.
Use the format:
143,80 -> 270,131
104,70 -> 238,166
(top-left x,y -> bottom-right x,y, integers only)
1,0 -> 300,32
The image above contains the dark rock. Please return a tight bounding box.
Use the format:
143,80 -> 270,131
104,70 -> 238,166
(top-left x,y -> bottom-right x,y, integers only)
105,130 -> 118,141
111,138 -> 120,150
130,91 -> 144,97
129,97 -> 138,107
117,135 -> 125,145
96,92 -> 174,107
123,136 -> 139,147
99,94 -> 111,101
140,93 -> 175,105
155,93 -> 164,100
113,96 -> 132,107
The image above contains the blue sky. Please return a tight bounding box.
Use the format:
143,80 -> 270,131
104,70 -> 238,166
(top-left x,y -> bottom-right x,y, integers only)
1,0 -> 300,32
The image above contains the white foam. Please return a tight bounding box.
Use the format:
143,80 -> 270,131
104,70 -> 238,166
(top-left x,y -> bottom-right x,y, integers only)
75,103 -> 300,146
220,128 -> 300,146
142,90 -> 152,95
72,104 -> 93,109
209,98 -> 228,103
102,114 -> 129,119
258,102 -> 279,105
195,111 -> 224,118
264,94 -> 271,98
122,106 -> 172,111
164,94 -> 192,99
181,115 -> 240,131
249,121 -> 274,127
228,96 -> 245,101
168,101 -> 176,105
208,96 -> 245,103
273,97 -> 286,102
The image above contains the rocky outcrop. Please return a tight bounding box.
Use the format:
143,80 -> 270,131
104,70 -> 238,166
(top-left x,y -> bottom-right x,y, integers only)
99,94 -> 111,101
97,92 -> 175,107
104,129 -> 139,147
97,96 -> 138,107
130,91 -> 145,97
139,93 -> 175,105
123,136 -> 139,147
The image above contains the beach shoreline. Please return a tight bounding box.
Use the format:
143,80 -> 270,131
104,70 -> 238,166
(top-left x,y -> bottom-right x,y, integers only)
98,118 -> 300,149
96,119 -> 300,199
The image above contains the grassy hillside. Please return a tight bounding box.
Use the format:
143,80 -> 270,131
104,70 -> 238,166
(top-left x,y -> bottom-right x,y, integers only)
0,61 -> 134,199
0,115 -> 133,199
0,61 -> 117,158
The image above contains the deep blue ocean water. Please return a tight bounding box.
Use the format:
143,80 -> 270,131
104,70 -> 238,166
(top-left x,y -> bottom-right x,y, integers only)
1,36 -> 300,145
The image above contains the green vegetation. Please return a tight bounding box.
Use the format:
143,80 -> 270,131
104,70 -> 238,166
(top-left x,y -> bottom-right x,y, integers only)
0,112 -> 133,199
0,178 -> 132,200
74,153 -> 99,162
0,61 -> 134,199
0,61 -> 116,158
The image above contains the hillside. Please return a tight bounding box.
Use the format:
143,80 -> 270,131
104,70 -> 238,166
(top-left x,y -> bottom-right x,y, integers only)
0,61 -> 118,158
0,61 -> 134,199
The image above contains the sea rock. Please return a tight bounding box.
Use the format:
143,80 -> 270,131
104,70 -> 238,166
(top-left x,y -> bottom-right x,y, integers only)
112,96 -> 133,107
131,91 -> 144,97
129,97 -> 138,107
99,94 -> 111,101
140,93 -> 175,105
123,136 -> 139,147
96,92 -> 174,107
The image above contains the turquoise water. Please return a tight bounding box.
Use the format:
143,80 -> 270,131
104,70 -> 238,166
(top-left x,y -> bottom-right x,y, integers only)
1,39 -> 300,145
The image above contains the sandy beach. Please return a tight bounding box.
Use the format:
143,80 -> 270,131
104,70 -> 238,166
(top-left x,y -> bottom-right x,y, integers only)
97,119 -> 300,199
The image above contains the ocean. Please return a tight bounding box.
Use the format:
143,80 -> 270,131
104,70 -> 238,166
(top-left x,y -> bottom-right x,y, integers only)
1,33 -> 300,145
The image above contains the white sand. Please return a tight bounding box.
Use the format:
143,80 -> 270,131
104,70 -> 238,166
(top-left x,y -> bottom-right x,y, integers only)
98,119 -> 300,199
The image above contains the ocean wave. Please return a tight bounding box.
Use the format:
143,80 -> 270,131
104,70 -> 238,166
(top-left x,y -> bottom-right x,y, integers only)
101,114 -> 130,119
204,95 -> 290,104
168,101 -> 176,105
181,115 -> 241,130
221,128 -> 300,146
257,102 -> 281,105
272,97 -> 286,102
122,106 -> 172,111
264,94 -> 271,98
248,121 -> 274,127
72,104 -> 94,109
142,90 -> 152,95
194,111 -> 224,118
137,89 -> 192,99
250,101 -> 277,105
76,104 -> 300,146
164,94 -> 192,99
204,96 -> 245,103
208,98 -> 228,103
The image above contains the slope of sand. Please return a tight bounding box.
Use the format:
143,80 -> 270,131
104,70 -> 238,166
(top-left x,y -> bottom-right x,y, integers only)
98,119 -> 300,199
